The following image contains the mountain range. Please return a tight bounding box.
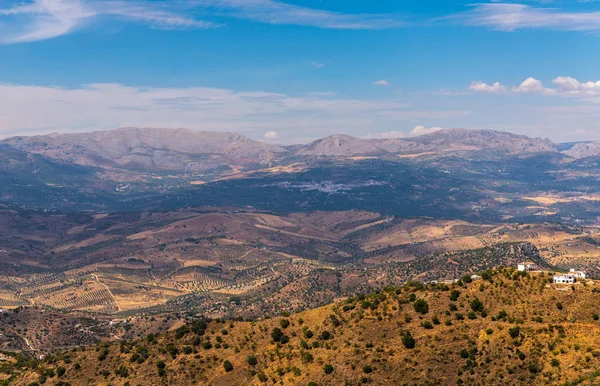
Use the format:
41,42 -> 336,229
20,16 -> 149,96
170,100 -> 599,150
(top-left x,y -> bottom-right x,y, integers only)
0,127 -> 585,173
2,127 -> 600,216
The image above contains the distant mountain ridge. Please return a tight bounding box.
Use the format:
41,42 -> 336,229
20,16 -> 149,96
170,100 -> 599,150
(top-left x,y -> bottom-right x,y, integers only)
0,127 -> 589,176
2,127 -> 286,172
294,129 -> 557,157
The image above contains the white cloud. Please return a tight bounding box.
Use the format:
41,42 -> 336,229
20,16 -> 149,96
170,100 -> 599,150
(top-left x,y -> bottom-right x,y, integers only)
374,80 -> 390,86
0,0 -> 404,43
468,81 -> 507,93
264,130 -> 279,139
0,82 -> 460,141
513,77 -> 556,95
207,0 -> 404,30
553,76 -> 600,97
0,0 -> 215,44
363,131 -> 405,139
410,126 -> 444,137
454,3 -> 600,32
469,76 -> 600,100
311,62 -> 325,68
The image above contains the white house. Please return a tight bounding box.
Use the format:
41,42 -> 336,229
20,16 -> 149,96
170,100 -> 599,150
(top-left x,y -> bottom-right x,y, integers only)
470,275 -> 482,281
554,275 -> 576,284
569,269 -> 587,279
518,262 -> 537,272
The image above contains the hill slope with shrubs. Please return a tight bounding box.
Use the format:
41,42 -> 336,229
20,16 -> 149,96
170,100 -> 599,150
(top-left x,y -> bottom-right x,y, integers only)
7,268 -> 600,386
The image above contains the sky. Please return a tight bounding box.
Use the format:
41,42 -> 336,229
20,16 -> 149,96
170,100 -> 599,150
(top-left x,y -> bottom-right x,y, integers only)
0,0 -> 599,144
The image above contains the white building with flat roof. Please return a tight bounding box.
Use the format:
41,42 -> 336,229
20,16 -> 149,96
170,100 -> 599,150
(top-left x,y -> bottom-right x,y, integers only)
569,269 -> 586,279
554,275 -> 576,284
518,262 -> 536,272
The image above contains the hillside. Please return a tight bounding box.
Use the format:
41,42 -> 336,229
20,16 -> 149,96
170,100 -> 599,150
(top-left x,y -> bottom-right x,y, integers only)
6,269 -> 600,385
563,142 -> 600,159
295,129 -> 558,157
1,128 -> 287,172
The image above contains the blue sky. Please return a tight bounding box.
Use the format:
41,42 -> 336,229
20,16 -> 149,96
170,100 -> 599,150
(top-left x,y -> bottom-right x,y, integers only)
0,0 -> 599,143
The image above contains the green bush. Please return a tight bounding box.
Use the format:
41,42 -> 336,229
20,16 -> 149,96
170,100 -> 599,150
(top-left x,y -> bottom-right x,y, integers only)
223,360 -> 234,372
450,290 -> 461,301
402,331 -> 416,349
413,299 -> 429,314
508,326 -> 521,339
323,364 -> 334,374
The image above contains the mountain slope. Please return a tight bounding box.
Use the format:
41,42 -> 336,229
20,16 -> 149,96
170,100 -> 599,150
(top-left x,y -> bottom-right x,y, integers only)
563,141 -> 600,159
9,269 -> 600,386
295,129 -> 558,157
2,128 -> 287,172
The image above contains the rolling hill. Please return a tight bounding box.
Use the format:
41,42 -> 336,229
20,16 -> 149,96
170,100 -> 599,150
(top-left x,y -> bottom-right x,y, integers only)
6,269 -> 600,385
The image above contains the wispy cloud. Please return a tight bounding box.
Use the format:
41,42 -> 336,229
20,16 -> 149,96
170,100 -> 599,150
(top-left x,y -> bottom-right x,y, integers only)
0,0 -> 404,44
200,0 -> 404,30
454,3 -> 600,32
374,80 -> 390,86
0,0 -> 215,44
469,76 -> 600,100
0,82 -> 462,141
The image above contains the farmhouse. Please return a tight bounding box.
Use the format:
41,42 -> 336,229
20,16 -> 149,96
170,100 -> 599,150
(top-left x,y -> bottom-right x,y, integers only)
554,275 -> 576,284
569,269 -> 587,279
517,262 -> 536,272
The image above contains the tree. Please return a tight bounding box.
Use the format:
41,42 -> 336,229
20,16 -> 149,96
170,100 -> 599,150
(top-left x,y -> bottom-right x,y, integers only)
470,298 -> 485,313
508,326 -> 520,339
450,290 -> 460,301
323,364 -> 334,374
223,360 -> 234,373
402,331 -> 416,349
156,360 -> 166,377
271,328 -> 284,342
413,299 -> 429,314
247,355 -> 258,366
280,319 -> 290,329
56,367 -> 66,377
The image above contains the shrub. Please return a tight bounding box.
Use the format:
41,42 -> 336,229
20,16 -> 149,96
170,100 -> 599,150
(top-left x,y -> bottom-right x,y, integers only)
303,329 -> 314,339
421,321 -> 433,329
413,299 -> 429,314
323,364 -> 334,374
271,328 -> 284,342
470,298 -> 485,313
550,358 -> 560,367
115,365 -> 129,378
508,326 -> 521,339
450,290 -> 461,301
460,349 -> 469,359
302,352 -> 314,363
56,367 -> 66,377
247,355 -> 258,366
223,360 -> 234,372
280,319 -> 290,329
258,373 -> 268,382
594,314 -> 599,321
402,331 -> 416,349
556,302 -> 563,310
362,364 -> 373,374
